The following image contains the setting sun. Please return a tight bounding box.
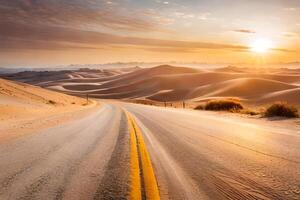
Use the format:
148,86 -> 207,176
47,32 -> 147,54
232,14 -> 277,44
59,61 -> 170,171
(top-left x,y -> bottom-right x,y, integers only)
251,38 -> 273,53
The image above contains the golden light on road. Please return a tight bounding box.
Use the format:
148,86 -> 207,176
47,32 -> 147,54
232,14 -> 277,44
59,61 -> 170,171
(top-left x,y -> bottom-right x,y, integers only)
251,38 -> 273,53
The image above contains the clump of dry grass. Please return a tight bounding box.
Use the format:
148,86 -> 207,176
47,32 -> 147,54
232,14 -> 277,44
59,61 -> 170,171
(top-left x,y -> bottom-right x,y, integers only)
196,99 -> 244,111
240,109 -> 260,116
264,102 -> 299,118
194,104 -> 205,110
47,100 -> 56,105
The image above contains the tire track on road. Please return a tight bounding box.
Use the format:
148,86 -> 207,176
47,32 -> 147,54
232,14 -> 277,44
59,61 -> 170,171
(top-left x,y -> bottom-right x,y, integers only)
93,112 -> 130,200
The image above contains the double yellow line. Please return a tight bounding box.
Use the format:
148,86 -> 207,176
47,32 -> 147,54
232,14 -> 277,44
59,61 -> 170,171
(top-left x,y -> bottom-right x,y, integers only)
124,110 -> 160,200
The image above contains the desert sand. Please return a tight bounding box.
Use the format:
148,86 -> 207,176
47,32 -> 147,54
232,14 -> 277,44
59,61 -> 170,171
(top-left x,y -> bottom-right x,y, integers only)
3,65 -> 299,106
0,78 -> 98,143
0,67 -> 299,199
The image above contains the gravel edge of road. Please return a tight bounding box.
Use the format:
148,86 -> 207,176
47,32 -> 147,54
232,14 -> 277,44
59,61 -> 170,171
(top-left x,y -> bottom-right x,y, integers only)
93,111 -> 131,200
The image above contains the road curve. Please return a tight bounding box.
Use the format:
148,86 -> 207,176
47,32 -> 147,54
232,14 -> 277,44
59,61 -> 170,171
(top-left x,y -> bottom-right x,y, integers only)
0,104 -> 131,200
0,101 -> 299,200
123,102 -> 300,200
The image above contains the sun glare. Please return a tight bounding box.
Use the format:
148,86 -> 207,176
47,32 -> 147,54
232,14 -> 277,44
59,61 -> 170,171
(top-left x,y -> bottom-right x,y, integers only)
251,38 -> 272,53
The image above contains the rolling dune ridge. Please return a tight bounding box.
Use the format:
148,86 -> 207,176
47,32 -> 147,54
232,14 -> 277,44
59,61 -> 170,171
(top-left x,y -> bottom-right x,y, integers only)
2,65 -> 300,105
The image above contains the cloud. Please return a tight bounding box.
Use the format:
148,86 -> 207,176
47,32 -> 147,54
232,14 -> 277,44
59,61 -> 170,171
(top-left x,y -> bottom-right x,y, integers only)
0,1 -> 294,55
0,0 -> 160,32
141,46 -> 205,54
272,48 -> 297,53
284,7 -> 297,11
282,32 -> 299,38
233,29 -> 256,34
198,12 -> 211,20
0,21 -> 248,52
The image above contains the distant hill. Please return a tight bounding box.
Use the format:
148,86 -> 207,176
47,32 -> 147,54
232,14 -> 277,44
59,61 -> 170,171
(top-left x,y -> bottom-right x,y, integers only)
1,65 -> 300,105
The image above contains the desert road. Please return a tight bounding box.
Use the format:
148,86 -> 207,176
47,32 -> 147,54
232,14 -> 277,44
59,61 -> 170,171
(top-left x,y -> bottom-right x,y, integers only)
0,101 -> 299,200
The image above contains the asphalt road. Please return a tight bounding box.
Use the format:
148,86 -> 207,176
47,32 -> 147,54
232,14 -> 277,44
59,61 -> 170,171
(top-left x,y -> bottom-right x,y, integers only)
123,103 -> 300,200
0,104 -> 130,200
0,102 -> 299,200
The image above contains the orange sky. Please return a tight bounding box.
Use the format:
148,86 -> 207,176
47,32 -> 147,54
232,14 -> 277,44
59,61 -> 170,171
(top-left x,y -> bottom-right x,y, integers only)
0,0 -> 300,67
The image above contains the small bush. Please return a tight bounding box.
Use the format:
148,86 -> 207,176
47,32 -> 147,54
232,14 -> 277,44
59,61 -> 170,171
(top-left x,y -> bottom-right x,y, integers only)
264,103 -> 299,118
194,104 -> 205,110
48,100 -> 56,105
203,100 -> 243,111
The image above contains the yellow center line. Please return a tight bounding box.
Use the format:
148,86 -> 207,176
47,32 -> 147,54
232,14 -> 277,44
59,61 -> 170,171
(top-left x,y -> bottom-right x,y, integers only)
124,110 -> 160,200
125,111 -> 142,200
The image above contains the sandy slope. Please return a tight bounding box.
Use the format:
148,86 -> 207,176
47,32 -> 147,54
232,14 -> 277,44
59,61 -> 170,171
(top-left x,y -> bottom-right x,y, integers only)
188,78 -> 297,101
2,65 -> 300,105
259,88 -> 300,105
0,78 -> 96,143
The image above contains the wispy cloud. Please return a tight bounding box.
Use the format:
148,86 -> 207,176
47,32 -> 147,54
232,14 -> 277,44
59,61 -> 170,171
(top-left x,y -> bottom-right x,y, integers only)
0,21 -> 248,52
282,32 -> 299,38
284,7 -> 297,11
233,29 -> 256,34
0,0 -> 159,32
272,48 -> 297,53
0,0 -> 298,65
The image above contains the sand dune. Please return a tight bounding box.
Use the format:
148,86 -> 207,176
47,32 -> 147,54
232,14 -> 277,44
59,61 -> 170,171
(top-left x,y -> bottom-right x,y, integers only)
2,65 -> 300,106
190,78 -> 297,99
0,78 -> 86,106
95,65 -> 199,89
217,65 -> 300,75
0,78 -> 95,142
147,78 -> 297,102
259,88 -> 300,105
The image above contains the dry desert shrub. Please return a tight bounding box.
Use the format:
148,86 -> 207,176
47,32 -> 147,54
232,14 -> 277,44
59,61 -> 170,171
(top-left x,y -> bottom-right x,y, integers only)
264,102 -> 299,118
195,99 -> 244,111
